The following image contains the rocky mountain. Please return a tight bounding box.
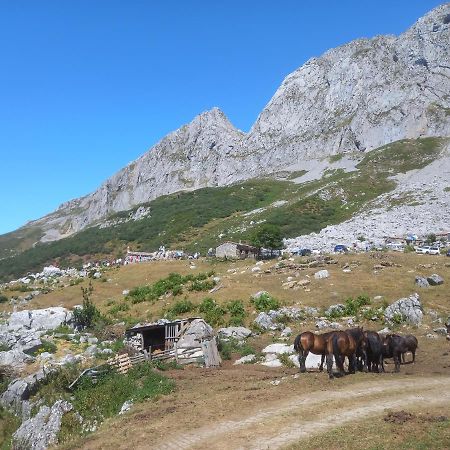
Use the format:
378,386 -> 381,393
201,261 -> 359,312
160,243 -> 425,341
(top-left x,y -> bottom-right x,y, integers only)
2,3 -> 450,253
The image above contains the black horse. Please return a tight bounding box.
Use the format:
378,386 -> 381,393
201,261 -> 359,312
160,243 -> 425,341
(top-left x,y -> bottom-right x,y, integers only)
382,334 -> 418,372
364,330 -> 384,372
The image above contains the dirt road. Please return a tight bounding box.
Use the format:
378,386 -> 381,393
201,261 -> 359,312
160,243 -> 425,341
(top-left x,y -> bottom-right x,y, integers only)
152,376 -> 450,450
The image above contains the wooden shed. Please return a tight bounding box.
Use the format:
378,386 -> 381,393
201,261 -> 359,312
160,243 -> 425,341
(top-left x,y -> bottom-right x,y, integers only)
215,241 -> 259,259
124,318 -> 221,368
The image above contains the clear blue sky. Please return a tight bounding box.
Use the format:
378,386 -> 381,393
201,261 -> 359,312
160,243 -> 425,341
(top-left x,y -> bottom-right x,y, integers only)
0,0 -> 444,234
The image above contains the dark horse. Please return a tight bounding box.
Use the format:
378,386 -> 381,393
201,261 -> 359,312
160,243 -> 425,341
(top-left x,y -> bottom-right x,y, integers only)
364,330 -> 384,372
326,331 -> 357,379
346,327 -> 367,372
293,331 -> 333,373
382,334 -> 418,372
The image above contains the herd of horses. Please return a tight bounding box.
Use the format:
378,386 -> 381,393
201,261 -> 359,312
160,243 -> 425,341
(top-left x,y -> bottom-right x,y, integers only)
293,328 -> 418,379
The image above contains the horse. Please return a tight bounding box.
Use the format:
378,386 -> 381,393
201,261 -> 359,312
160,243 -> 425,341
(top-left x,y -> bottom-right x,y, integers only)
364,330 -> 384,373
382,334 -> 417,372
400,335 -> 418,363
346,327 -> 367,372
293,331 -> 333,373
326,331 -> 357,379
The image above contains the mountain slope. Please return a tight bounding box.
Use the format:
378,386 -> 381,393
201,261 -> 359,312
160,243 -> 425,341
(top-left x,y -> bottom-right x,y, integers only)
1,3 -> 450,260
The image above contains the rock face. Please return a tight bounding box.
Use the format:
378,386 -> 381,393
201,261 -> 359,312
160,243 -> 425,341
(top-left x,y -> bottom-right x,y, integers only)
217,327 -> 252,341
12,4 -> 450,246
12,400 -> 72,450
384,293 -> 423,325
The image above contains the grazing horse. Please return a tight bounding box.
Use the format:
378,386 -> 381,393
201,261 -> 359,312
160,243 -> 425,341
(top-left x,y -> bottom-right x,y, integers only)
293,331 -> 333,373
326,331 -> 357,379
364,330 -> 384,373
382,334 -> 417,372
346,327 -> 367,372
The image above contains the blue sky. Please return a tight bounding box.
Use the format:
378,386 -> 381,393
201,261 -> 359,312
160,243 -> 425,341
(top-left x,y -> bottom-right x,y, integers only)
0,0 -> 444,234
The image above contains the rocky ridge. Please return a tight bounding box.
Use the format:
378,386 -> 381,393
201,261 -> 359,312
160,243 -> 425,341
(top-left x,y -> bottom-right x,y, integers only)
10,4 -> 450,246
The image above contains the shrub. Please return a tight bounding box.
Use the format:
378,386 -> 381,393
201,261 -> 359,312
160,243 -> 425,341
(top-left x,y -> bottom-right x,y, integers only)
251,293 -> 279,312
226,300 -> 246,326
73,282 -> 101,329
169,299 -> 196,316
391,312 -> 406,325
0,294 -> 8,303
188,279 -> 215,292
108,302 -> 130,316
199,297 -> 225,326
278,353 -> 295,368
217,338 -> 255,360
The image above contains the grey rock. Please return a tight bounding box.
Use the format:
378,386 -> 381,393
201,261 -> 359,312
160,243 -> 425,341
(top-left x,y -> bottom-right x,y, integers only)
427,274 -> 444,286
177,319 -> 214,348
281,327 -> 292,337
119,400 -> 133,415
304,307 -> 319,318
217,327 -> 252,341
268,307 -> 303,321
325,304 -> 346,317
251,291 -> 269,300
12,400 -> 73,450
415,276 -> 429,288
84,345 -> 99,357
384,293 -> 423,325
433,327 -> 448,336
87,337 -> 98,345
314,270 -> 329,280
0,349 -> 34,374
315,319 -> 331,330
233,354 -> 256,365
254,312 -> 280,331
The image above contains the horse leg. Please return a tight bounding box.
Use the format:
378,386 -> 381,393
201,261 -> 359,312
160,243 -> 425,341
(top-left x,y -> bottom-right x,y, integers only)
348,354 -> 356,374
298,349 -> 307,373
412,350 -> 416,364
393,351 -> 401,373
319,354 -> 325,372
326,353 -> 334,379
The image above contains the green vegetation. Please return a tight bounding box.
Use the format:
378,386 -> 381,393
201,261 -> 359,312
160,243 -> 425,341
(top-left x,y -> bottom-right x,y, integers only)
251,292 -> 279,312
329,153 -> 344,163
278,352 -> 296,368
0,294 -> 7,304
251,224 -> 283,253
286,170 -> 307,180
0,406 -> 21,450
73,282 -> 101,329
198,297 -> 225,326
30,339 -> 57,356
167,299 -> 196,316
326,294 -> 371,318
128,272 -> 215,304
226,300 -> 247,326
217,338 -> 256,361
32,363 -> 174,444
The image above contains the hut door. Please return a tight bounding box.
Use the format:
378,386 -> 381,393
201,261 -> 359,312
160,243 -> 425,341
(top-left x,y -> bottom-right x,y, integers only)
165,323 -> 179,350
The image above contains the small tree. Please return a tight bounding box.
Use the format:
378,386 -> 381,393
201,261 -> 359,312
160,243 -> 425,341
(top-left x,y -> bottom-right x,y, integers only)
251,224 -> 283,256
73,281 -> 100,329
426,233 -> 437,245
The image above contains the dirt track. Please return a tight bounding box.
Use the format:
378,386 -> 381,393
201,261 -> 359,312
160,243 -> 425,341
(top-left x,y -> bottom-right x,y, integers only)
150,376 -> 449,450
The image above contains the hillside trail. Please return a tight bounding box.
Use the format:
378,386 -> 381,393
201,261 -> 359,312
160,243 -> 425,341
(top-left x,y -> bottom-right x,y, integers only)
151,376 -> 450,450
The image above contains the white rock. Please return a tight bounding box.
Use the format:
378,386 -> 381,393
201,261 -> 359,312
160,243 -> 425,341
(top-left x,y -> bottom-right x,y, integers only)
314,270 -> 329,280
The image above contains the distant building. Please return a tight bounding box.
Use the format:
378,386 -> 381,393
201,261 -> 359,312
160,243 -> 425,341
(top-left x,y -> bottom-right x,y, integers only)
215,241 -> 259,259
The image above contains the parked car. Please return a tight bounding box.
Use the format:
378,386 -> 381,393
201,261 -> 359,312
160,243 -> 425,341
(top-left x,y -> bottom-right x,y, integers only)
386,243 -> 405,252
446,249 -> 450,257
298,248 -> 312,256
416,246 -> 440,255
334,245 -> 348,253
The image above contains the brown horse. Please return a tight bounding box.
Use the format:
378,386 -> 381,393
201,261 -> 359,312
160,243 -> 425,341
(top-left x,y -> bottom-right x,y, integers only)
293,331 -> 333,373
326,331 -> 357,378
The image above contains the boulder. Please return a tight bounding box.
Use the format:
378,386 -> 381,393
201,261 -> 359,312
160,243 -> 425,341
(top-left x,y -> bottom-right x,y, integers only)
217,327 -> 252,341
6,307 -> 73,332
304,307 -> 319,317
314,270 -> 329,280
262,343 -> 294,354
325,304 -> 345,317
415,276 -> 429,288
269,307 -> 303,321
427,274 -> 444,286
12,400 -> 73,450
433,327 -> 448,335
315,319 -> 331,330
289,353 -> 334,370
384,293 -> 423,325
233,354 -> 256,365
254,312 -> 279,330
281,327 -> 292,337
0,368 -> 53,414
119,400 -> 133,415
261,353 -> 282,368
177,319 -> 214,348
0,350 -> 34,374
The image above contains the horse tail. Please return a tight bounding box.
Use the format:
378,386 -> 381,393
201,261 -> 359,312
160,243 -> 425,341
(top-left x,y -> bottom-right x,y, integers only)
332,333 -> 342,368
294,334 -> 302,352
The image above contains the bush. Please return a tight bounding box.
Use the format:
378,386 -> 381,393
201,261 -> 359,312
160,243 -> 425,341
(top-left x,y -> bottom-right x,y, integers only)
168,299 -> 196,316
278,353 -> 295,368
108,302 -> 130,316
0,294 -> 8,303
217,338 -> 255,360
226,300 -> 247,326
73,282 -> 101,329
251,293 -> 279,312
199,297 -> 225,326
326,294 -> 371,318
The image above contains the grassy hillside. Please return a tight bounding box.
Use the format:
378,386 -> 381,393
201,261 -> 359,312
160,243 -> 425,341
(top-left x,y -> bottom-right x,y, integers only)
0,137 -> 445,282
